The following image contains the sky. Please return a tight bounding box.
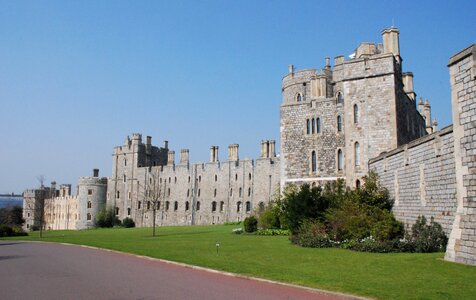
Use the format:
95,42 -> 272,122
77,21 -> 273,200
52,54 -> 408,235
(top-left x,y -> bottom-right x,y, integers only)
0,0 -> 474,194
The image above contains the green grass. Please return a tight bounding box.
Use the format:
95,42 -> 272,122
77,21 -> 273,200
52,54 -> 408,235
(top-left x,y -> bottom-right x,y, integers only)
5,225 -> 476,299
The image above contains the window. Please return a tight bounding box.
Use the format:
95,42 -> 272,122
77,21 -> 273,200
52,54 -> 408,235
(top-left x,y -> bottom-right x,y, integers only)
138,201 -> 141,209
124,159 -> 127,166
306,119 -> 310,134
214,189 -> 217,197
185,201 -> 189,211
355,142 -> 360,166
311,151 -> 317,173
87,213 -> 91,221
316,118 -> 321,133
147,201 -> 151,210
199,176 -> 201,182
212,201 -> 217,212
196,201 -> 201,211
245,201 -> 251,212
248,187 -> 251,197
127,208 -> 131,216
165,201 -> 170,211
215,174 -> 217,182
239,188 -> 242,197
167,188 -> 170,196
336,92 -> 344,104
258,202 -> 265,213
248,173 -> 251,180
337,115 -> 342,132
311,118 -> 315,134
128,192 -> 131,200
356,179 -> 361,189
296,93 -> 302,102
220,201 -> 224,212
88,189 -> 93,195
230,188 -> 233,197
174,177 -> 177,183
235,174 -> 238,181
188,176 -> 191,183
187,189 -> 190,197
116,191 -> 120,198
174,201 -> 178,211
237,201 -> 242,212
123,175 -> 126,183
198,189 -> 201,197
337,149 -> 343,171
157,201 -> 161,210
354,104 -> 359,124
87,201 -> 92,209
115,207 -> 119,215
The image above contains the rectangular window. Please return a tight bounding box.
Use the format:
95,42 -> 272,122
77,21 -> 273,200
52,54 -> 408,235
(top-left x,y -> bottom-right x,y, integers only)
88,189 -> 93,195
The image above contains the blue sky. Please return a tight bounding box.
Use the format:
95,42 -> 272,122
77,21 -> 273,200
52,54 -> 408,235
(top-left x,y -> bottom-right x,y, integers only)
0,0 -> 474,193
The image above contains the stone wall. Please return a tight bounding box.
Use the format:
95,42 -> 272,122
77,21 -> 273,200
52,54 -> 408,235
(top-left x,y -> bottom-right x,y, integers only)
445,45 -> 476,265
369,126 -> 457,234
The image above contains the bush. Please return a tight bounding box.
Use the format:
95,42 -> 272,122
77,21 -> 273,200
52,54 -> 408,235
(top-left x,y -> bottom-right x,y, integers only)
96,208 -> 121,228
244,216 -> 258,233
232,228 -> 243,234
0,224 -> 13,237
122,217 -> 135,228
409,216 -> 448,252
290,220 -> 332,248
258,206 -> 281,229
256,229 -> 290,236
224,221 -> 242,226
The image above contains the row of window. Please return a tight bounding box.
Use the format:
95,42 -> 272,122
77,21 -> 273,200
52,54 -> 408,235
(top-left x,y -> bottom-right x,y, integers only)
306,116 -> 343,134
124,173 -> 254,185
310,142 -> 361,173
131,200 -> 256,214
296,92 -> 344,104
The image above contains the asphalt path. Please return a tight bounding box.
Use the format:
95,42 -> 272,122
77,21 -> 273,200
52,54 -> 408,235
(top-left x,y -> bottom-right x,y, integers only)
0,241 -> 359,300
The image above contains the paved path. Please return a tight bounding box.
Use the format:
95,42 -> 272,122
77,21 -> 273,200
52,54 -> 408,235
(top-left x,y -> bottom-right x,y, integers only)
0,241 -> 359,300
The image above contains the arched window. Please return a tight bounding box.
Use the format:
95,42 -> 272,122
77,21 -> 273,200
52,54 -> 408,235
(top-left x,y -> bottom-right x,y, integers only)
337,115 -> 342,132
87,201 -> 92,209
212,201 -> 217,212
198,189 -> 201,197
165,201 -> 170,211
124,159 -> 127,166
354,104 -> 359,124
355,142 -> 360,166
248,187 -> 251,197
336,92 -> 344,104
235,174 -> 238,181
239,188 -> 242,197
157,201 -> 161,210
245,201 -> 251,212
337,149 -> 343,171
138,201 -> 141,209
196,201 -> 201,211
174,201 -> 178,211
87,213 -> 91,221
356,179 -> 361,189
311,151 -> 317,173
187,189 -> 190,197
306,119 -> 310,134
316,118 -> 321,133
115,207 -> 119,215
123,174 -> 126,183
214,189 -> 217,197
127,208 -> 131,216
116,191 -> 120,199
185,201 -> 189,210
296,93 -> 302,102
311,118 -> 315,134
248,173 -> 251,180
220,201 -> 224,212
237,201 -> 242,212
215,174 -> 217,181
147,201 -> 151,210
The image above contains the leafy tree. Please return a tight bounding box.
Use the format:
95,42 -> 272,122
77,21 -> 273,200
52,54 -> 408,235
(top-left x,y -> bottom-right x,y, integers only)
243,216 -> 258,233
96,208 -> 121,228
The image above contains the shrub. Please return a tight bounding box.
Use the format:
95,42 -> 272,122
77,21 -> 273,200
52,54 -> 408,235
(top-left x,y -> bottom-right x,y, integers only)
243,216 -> 258,233
224,221 -> 242,226
290,220 -> 332,248
256,229 -> 290,236
409,216 -> 448,252
258,206 -> 281,229
96,208 -> 121,228
232,228 -> 243,234
0,224 -> 13,237
122,217 -> 135,228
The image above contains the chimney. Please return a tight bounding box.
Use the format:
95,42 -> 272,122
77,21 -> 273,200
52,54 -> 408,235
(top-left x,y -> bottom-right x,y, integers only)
210,146 -> 219,163
260,140 -> 268,158
180,149 -> 189,165
402,72 -> 415,101
269,140 -> 276,158
167,151 -> 175,166
228,144 -> 239,161
325,57 -> 330,69
288,64 -> 294,74
93,169 -> 99,177
164,140 -> 169,149
423,99 -> 432,134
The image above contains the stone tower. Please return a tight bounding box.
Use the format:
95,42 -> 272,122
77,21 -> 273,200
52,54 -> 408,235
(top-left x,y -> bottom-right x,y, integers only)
280,28 -> 427,188
76,169 -> 107,228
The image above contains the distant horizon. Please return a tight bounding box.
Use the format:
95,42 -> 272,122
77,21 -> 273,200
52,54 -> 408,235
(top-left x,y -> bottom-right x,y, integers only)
1,1 -> 474,193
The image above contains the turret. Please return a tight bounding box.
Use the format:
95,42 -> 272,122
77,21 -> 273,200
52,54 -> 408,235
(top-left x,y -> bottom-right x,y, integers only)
402,72 -> 416,101
382,27 -> 401,63
423,99 -> 432,134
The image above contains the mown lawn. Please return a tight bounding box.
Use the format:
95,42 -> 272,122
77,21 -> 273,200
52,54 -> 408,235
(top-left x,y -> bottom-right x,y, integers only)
5,225 -> 476,299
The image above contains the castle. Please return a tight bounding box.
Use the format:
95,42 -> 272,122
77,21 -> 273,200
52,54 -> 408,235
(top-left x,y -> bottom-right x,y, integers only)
23,29 -> 476,265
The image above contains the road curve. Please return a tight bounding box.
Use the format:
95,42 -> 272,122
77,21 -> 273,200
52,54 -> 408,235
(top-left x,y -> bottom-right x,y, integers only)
0,241 -> 359,300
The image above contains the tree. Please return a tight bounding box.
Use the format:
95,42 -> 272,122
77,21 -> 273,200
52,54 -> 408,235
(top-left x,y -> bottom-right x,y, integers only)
0,206 -> 24,226
143,168 -> 164,237
23,175 -> 52,238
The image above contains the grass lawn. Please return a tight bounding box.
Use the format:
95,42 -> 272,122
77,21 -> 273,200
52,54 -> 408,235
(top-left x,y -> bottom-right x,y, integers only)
5,225 -> 476,299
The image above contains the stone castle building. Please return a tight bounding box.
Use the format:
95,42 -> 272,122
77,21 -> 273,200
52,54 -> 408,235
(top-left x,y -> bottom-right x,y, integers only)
22,29 -> 475,264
